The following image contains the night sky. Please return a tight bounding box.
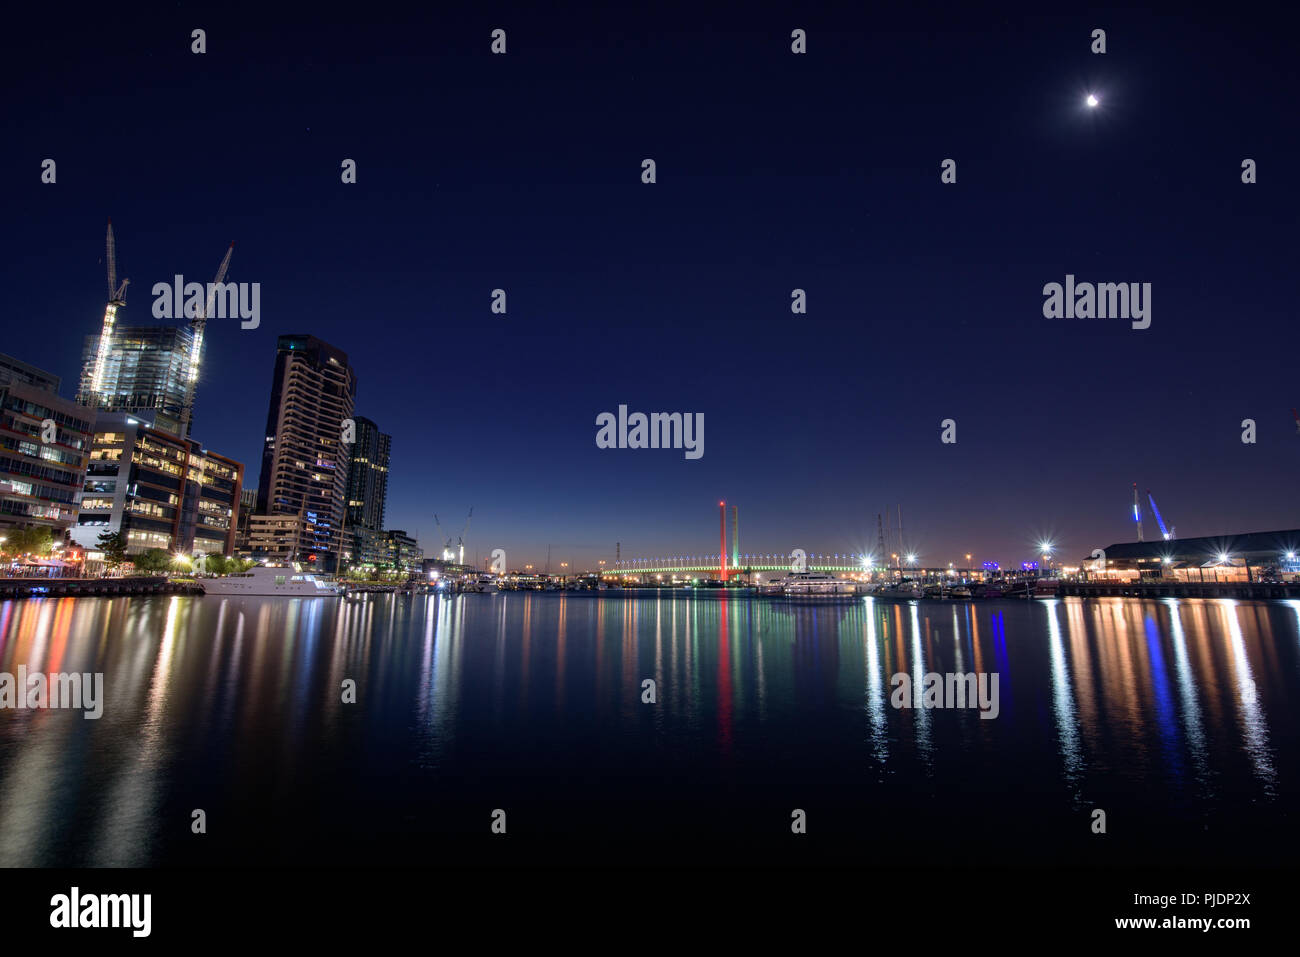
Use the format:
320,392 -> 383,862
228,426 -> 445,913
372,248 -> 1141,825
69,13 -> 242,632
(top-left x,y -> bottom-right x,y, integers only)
4,4 -> 1296,569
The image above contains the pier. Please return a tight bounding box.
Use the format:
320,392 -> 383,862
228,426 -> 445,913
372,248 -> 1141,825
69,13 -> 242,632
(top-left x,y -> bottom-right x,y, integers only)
0,577 -> 202,600
1057,580 -> 1300,601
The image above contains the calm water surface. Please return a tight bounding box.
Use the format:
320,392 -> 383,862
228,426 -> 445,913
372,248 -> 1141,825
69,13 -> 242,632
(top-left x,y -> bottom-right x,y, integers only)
1,592 -> 1296,867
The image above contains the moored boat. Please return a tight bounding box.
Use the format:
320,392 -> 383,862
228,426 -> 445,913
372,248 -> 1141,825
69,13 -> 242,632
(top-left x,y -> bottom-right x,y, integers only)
201,565 -> 342,597
876,580 -> 923,600
1003,579 -> 1033,599
776,571 -> 858,596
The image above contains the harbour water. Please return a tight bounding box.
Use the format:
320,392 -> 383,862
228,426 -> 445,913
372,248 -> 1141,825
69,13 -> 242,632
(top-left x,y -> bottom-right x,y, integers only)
1,592 -> 1296,867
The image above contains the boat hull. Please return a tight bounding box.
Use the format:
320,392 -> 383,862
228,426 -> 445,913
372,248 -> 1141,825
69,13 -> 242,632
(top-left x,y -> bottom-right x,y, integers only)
202,583 -> 340,597
201,566 -> 341,597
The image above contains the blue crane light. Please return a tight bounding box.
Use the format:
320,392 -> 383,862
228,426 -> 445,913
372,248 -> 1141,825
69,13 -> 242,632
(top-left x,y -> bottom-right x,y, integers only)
1147,491 -> 1173,540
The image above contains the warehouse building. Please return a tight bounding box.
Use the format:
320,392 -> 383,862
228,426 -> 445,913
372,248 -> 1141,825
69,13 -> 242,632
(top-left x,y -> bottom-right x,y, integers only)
1084,529 -> 1300,583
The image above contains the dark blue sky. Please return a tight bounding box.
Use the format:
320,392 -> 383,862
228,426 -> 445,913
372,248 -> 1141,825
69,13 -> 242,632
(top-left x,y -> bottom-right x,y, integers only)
4,3 -> 1297,568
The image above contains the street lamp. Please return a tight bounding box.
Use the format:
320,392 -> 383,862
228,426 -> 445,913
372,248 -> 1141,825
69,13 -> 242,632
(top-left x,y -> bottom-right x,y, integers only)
1037,540 -> 1054,576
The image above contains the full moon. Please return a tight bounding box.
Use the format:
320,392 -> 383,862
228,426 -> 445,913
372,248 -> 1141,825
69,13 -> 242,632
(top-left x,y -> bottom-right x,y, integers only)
1086,94 -> 1099,107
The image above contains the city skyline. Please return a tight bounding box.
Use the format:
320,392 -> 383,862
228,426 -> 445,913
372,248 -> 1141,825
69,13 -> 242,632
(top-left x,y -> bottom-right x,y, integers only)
2,1 -> 1298,933
5,7 -> 1296,568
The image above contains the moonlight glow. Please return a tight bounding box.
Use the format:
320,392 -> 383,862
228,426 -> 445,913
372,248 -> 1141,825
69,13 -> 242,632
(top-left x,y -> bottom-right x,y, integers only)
1086,94 -> 1099,107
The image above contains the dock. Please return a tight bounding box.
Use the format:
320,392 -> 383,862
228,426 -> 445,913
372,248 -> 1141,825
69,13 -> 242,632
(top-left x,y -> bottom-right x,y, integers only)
1055,580 -> 1300,600
0,577 -> 203,600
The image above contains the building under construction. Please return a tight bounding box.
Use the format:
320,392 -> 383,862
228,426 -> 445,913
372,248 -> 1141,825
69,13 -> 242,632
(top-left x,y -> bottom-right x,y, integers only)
75,325 -> 197,437
70,221 -> 244,556
78,220 -> 231,440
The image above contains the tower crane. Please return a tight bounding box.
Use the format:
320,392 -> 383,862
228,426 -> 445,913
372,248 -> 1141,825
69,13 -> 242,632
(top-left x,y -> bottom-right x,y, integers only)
90,219 -> 131,400
1146,490 -> 1175,540
1132,483 -> 1144,542
434,507 -> 473,565
179,242 -> 234,437
433,514 -> 453,561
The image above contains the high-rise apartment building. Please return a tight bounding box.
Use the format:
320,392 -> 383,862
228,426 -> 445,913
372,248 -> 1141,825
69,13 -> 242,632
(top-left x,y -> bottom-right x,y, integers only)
233,486 -> 257,553
252,335 -> 356,570
345,416 -> 390,531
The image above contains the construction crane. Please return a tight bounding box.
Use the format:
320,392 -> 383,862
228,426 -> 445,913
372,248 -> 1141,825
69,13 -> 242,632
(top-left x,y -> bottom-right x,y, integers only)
1146,490 -> 1175,540
434,507 -> 473,564
179,242 -> 234,437
1132,483 -> 1144,542
433,514 -> 454,561
89,219 -> 131,400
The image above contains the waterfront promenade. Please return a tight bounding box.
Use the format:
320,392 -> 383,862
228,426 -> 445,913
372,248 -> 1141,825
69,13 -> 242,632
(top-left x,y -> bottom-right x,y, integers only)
0,577 -> 201,600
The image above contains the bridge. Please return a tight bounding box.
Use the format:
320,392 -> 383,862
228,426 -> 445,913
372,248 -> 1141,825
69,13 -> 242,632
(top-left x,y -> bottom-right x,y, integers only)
605,502 -> 972,580
610,554 -> 934,578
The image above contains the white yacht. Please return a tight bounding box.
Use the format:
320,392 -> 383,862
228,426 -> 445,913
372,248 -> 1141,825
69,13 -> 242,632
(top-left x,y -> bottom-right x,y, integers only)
461,575 -> 499,593
202,565 -> 342,597
779,572 -> 858,596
